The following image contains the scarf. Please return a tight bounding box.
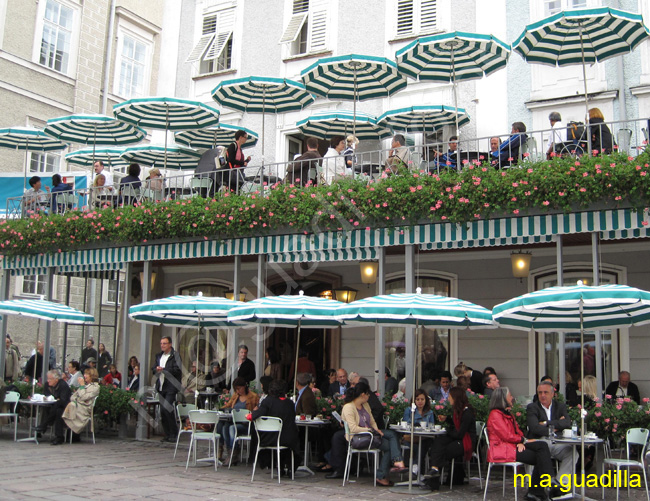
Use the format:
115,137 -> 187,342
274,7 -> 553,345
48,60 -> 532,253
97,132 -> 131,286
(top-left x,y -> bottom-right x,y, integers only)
453,408 -> 472,462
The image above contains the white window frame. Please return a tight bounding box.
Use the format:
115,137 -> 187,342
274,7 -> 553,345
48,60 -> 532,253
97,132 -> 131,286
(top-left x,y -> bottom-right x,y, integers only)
102,277 -> 124,306
542,0 -> 588,17
14,275 -> 57,299
532,0 -> 598,21
187,7 -> 235,75
280,0 -> 329,57
394,0 -> 438,39
32,0 -> 81,77
113,23 -> 153,100
29,151 -> 61,173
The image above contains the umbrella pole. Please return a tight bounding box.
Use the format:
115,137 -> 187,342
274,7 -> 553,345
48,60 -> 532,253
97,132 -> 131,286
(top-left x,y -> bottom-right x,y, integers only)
164,106 -> 169,171
450,44 -> 460,139
579,302 -> 586,500
407,321 -> 419,493
32,318 -> 41,396
23,146 -> 29,193
579,23 -> 592,155
262,87 -> 266,164
293,320 -> 301,393
353,67 -> 358,136
196,315 -> 201,407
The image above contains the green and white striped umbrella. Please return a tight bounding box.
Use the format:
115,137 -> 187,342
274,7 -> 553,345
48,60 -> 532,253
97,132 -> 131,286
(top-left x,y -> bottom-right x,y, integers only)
211,76 -> 314,114
301,54 -> 407,102
395,31 -> 510,135
174,123 -> 258,150
113,97 -> 220,131
121,145 -> 201,169
44,114 -> 145,146
512,7 -> 650,67
492,282 -> 650,331
129,293 -> 244,328
296,110 -> 392,141
378,105 -> 470,133
336,288 -> 494,328
65,147 -> 129,170
0,127 -> 67,151
0,299 -> 94,324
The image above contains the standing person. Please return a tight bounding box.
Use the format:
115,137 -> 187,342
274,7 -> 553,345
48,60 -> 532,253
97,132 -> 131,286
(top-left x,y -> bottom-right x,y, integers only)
154,336 -> 182,443
93,160 -> 113,188
5,335 -> 20,383
426,387 -> 476,489
286,136 -> 322,186
224,130 -> 251,192
546,111 -> 566,159
289,348 -> 317,382
235,344 -> 255,384
36,369 -> 72,445
588,107 -> 614,154
322,135 -> 346,184
487,387 -> 557,501
97,343 -> 112,378
264,347 -> 281,381
526,381 -> 575,482
24,342 -> 44,382
81,339 -> 98,367
454,362 -> 484,395
384,368 -> 398,396
342,134 -> 359,176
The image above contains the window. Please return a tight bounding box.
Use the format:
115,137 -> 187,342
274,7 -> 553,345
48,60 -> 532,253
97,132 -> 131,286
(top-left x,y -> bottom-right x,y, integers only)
187,9 -> 235,75
280,0 -> 328,56
115,32 -> 149,99
396,0 -> 437,38
38,0 -> 75,74
103,278 -> 124,305
29,151 -> 60,173
22,275 -> 47,296
544,0 -> 587,16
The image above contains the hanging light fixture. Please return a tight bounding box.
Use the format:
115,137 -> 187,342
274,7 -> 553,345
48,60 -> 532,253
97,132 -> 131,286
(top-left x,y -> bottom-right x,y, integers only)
334,286 -> 357,303
510,251 -> 532,279
224,290 -> 246,301
359,261 -> 379,285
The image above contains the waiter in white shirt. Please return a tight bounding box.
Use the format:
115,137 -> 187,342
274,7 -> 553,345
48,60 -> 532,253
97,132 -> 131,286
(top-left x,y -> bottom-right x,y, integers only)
93,160 -> 114,189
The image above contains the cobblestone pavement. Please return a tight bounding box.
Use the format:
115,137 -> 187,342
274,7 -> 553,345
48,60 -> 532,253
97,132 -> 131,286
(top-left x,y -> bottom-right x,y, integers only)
0,432 -> 647,500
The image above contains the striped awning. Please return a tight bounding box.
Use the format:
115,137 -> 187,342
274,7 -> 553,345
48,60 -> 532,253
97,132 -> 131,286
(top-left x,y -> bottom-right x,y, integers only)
3,209 -> 648,275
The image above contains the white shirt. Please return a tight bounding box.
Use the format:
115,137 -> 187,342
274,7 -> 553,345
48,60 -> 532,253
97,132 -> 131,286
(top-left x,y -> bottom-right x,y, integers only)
542,402 -> 552,421
127,374 -> 138,391
159,352 -> 171,388
68,371 -> 82,387
322,148 -> 346,184
95,168 -> 114,188
546,121 -> 566,152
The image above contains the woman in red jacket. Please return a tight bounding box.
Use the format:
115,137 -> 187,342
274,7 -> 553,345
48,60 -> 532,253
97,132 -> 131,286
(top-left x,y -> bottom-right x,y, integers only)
487,387 -> 554,501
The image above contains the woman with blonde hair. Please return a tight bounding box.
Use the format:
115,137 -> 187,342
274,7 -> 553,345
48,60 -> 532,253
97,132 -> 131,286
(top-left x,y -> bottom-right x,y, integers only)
62,367 -> 100,441
343,134 -> 359,175
588,107 -> 614,154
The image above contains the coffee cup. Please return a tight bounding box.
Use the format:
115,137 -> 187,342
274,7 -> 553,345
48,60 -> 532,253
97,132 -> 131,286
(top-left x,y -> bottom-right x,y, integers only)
434,424 -> 442,431
420,422 -> 427,429
400,420 -> 408,428
562,429 -> 572,438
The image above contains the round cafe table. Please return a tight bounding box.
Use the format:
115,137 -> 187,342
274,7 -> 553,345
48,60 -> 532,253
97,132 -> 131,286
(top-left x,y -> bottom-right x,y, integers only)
389,423 -> 446,490
553,435 -> 603,498
295,417 -> 327,476
18,399 -> 57,444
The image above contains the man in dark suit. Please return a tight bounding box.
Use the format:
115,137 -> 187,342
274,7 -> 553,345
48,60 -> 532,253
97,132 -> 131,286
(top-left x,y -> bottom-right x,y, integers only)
251,379 -> 301,473
295,373 -> 317,416
154,336 -> 182,442
526,381 -> 575,480
605,371 -> 640,404
328,368 -> 350,397
236,344 -> 256,384
286,137 -> 321,186
37,369 -> 72,445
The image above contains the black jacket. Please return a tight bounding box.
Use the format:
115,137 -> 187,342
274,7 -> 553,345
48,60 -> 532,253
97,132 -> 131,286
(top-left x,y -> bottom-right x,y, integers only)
287,150 -> 321,185
526,399 -> 571,438
295,387 -> 317,416
154,348 -> 182,394
251,395 -> 299,449
44,379 -> 72,413
589,117 -> 614,154
468,369 -> 484,395
24,353 -> 43,381
329,381 -> 350,397
448,407 -> 477,449
605,380 -> 640,404
237,358 -> 256,384
81,347 -> 97,365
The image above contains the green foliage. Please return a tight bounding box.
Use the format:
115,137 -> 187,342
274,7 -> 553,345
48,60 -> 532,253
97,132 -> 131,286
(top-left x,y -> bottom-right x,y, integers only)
3,152 -> 650,257
93,385 -> 143,426
383,393 -> 411,424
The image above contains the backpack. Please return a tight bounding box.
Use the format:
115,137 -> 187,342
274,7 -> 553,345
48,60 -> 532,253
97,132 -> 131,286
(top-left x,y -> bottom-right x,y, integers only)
567,121 -> 585,143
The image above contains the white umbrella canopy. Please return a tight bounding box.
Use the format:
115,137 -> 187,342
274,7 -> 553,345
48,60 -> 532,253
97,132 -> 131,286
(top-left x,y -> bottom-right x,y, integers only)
336,287 -> 494,493
378,105 -> 470,134
492,280 -> 650,498
120,145 -> 201,170
296,110 -> 392,141
44,114 -> 145,146
65,147 -> 129,171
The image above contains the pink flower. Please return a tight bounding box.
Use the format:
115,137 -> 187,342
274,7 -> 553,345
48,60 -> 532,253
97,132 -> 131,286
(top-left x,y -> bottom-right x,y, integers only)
387,187 -> 393,192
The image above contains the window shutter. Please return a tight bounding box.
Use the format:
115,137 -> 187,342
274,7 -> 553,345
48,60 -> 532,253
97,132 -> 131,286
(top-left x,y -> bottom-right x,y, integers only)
397,0 -> 414,35
292,0 -> 309,14
205,8 -> 234,60
308,0 -> 328,52
186,14 -> 217,63
279,12 -> 308,43
420,0 -> 437,32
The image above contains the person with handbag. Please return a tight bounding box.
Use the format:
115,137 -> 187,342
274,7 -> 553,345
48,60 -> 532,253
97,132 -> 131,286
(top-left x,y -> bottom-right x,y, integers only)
341,381 -> 406,487
224,130 -> 251,192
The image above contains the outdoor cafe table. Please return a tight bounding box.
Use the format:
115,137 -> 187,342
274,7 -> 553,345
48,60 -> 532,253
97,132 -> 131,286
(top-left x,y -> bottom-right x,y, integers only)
552,435 -> 604,499
18,398 -> 56,444
389,424 -> 446,486
295,417 -> 327,475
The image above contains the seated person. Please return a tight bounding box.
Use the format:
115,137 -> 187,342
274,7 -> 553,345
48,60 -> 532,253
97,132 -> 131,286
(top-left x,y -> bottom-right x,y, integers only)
218,377 -> 259,462
385,134 -> 412,174
145,168 -> 165,194
182,361 -> 205,401
91,174 -> 112,208
36,369 -> 72,445
119,163 -> 142,205
384,367 -> 398,397
430,370 -> 452,402
126,364 -> 140,392
488,387 -> 558,500
402,389 -> 435,468
62,367 -> 100,441
295,372 -> 317,416
489,137 -> 501,155
250,379 -> 302,474
205,361 -> 227,393
102,364 -> 122,387
66,360 -> 82,388
434,136 -> 459,169
341,381 -> 405,487
286,137 -> 321,186
605,370 -> 640,404
50,174 -> 72,213
23,175 -> 50,213
589,107 -> 615,154
427,387 -> 476,489
491,122 -> 527,168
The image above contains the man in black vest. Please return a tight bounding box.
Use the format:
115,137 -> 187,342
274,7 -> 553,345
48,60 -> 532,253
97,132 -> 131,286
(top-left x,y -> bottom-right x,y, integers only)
154,336 -> 182,442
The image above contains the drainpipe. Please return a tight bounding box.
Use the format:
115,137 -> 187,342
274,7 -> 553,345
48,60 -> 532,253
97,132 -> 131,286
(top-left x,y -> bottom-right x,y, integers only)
101,0 -> 117,115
